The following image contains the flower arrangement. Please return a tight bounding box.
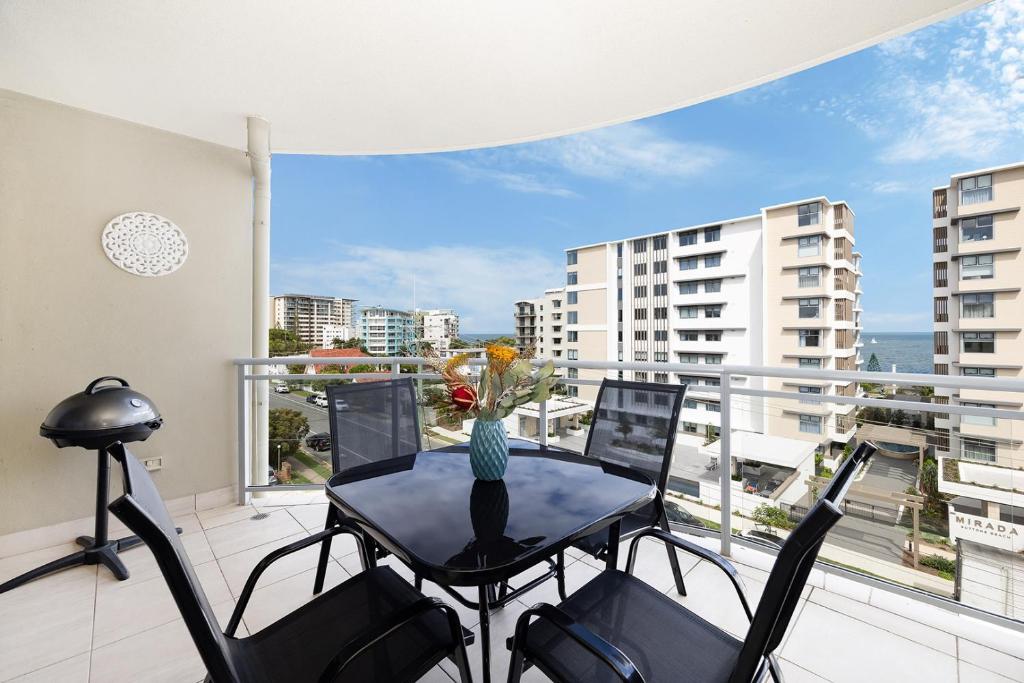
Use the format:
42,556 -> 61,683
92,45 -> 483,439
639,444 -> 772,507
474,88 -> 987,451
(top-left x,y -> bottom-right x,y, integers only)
424,345 -> 558,421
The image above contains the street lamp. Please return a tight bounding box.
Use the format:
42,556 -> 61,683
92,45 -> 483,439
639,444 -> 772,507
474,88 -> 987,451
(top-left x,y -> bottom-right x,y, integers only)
276,443 -> 283,471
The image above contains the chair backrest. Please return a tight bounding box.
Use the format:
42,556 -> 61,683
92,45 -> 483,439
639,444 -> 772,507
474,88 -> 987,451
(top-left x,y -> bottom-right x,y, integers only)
729,441 -> 877,683
326,378 -> 422,474
584,379 -> 687,503
106,443 -> 240,682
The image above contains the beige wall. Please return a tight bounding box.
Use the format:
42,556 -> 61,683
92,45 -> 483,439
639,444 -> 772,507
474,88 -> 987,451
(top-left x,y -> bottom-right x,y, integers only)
0,90 -> 253,534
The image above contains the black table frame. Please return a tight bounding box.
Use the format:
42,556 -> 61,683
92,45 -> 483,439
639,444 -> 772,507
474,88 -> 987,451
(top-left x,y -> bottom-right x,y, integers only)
324,444 -> 656,683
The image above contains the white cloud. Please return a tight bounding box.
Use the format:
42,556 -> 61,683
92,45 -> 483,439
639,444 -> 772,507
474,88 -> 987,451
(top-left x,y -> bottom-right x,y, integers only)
868,179 -> 913,194
442,121 -> 728,195
272,245 -> 564,332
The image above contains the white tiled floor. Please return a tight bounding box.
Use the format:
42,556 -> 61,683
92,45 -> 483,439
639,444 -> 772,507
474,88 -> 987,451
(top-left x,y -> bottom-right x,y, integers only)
1,492 -> 1022,682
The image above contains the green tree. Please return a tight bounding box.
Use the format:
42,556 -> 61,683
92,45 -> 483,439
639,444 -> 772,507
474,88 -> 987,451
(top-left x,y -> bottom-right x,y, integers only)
751,503 -> 793,531
486,336 -> 517,347
449,337 -> 472,350
332,337 -> 368,353
269,408 -> 309,465
891,409 -> 907,426
616,414 -> 634,440
866,353 -> 882,373
286,364 -> 307,375
269,328 -> 312,356
310,364 -> 347,392
919,459 -> 943,513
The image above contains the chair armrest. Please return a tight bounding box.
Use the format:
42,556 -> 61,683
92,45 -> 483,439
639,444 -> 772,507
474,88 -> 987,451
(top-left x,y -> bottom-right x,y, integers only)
225,521 -> 366,636
512,603 -> 645,683
316,596 -> 459,683
625,528 -> 754,621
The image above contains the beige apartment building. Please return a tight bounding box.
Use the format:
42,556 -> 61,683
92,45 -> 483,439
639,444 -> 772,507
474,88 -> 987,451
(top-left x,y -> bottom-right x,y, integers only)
932,162 -> 1024,542
270,293 -> 356,345
513,287 -> 566,360
563,197 -> 862,460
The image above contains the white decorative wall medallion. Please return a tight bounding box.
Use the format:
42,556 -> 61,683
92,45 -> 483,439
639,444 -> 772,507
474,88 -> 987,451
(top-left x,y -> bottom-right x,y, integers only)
101,212 -> 188,277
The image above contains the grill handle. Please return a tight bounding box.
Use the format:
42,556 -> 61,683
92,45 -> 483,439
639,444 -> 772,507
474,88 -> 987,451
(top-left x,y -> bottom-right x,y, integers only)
85,376 -> 130,394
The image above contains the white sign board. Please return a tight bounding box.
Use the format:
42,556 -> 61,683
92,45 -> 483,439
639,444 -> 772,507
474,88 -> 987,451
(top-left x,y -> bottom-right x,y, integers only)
949,510 -> 1024,552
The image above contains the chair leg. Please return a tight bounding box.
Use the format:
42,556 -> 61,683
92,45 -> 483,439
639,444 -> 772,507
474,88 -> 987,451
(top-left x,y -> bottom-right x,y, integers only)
415,575 -> 423,591
555,551 -> 568,602
313,507 -> 337,595
659,512 -> 687,596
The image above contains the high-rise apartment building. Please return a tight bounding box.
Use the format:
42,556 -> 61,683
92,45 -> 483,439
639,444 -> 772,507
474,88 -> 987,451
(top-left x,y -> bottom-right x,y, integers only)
932,162 -> 1024,542
270,294 -> 356,345
564,197 -> 862,458
415,309 -> 460,350
513,288 -> 565,359
358,306 -> 415,355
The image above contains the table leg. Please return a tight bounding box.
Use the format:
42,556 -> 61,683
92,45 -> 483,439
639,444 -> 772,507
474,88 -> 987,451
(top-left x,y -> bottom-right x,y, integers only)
605,520 -> 621,571
478,584 -> 492,683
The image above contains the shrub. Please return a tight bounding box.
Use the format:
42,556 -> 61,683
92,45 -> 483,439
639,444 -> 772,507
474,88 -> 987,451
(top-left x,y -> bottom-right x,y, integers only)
751,503 -> 795,531
920,554 -> 956,577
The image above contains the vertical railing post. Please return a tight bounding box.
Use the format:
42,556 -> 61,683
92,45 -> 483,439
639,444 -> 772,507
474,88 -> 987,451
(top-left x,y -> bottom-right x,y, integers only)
391,360 -> 400,379
719,372 -> 732,556
539,397 -> 549,447
236,363 -> 250,505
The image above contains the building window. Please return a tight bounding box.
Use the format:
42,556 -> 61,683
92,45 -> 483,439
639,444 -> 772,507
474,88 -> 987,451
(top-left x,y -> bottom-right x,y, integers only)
654,307 -> 668,320
567,311 -> 578,324
634,351 -> 648,362
704,305 -> 722,318
797,385 -> 824,404
704,254 -> 721,268
704,226 -> 721,242
961,402 -> 997,427
962,331 -> 995,353
678,256 -> 698,270
961,437 -> 996,462
634,373 -> 648,383
799,414 -> 823,434
566,291 -> 578,305
634,330 -> 647,341
961,367 -> 995,378
797,235 -> 821,257
653,235 -> 668,250
567,368 -> 578,379
654,330 -> 668,341
679,331 -> 698,341
567,331 -> 578,342
706,402 -> 721,413
704,354 -> 722,365
567,386 -> 579,397
567,271 -> 578,285
704,279 -> 722,293
634,285 -> 647,298
679,231 -> 698,246
798,266 -> 820,288
798,329 -> 820,347
961,292 -> 994,318
678,353 -> 699,364
798,298 -> 821,319
798,358 -> 822,369
633,239 -> 647,252
634,308 -> 647,320
960,253 -> 993,280
679,281 -> 698,294
682,421 -> 699,433
653,283 -> 667,296
633,263 -> 647,276
654,353 -> 668,363
798,202 -> 821,226
653,260 -> 668,274
705,331 -> 722,342
684,398 -> 698,409
567,350 -> 578,360
961,215 -> 993,242
566,250 -> 578,265
679,306 -> 698,319
960,174 -> 993,206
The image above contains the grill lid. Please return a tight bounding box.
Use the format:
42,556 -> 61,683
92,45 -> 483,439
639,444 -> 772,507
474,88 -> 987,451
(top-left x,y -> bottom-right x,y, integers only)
40,377 -> 162,448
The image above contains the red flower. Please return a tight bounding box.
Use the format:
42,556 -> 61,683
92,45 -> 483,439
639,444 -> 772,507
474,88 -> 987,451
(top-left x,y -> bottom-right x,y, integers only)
451,385 -> 478,410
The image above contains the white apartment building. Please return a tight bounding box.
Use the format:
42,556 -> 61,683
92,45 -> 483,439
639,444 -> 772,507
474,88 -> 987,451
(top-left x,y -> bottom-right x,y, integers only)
321,324 -> 355,348
270,294 -> 356,345
415,309 -> 460,351
932,163 -> 1024,571
513,288 -> 566,359
564,197 -> 862,464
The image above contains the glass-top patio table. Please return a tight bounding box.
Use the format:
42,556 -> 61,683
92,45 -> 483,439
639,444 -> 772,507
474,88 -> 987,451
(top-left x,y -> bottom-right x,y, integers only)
325,438 -> 657,682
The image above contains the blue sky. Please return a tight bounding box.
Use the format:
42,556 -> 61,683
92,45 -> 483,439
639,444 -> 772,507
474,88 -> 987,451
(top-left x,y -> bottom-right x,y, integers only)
271,0 -> 1024,333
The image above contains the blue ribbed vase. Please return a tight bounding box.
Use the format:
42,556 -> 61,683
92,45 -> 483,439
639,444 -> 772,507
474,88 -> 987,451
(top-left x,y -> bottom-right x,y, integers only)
469,419 -> 509,481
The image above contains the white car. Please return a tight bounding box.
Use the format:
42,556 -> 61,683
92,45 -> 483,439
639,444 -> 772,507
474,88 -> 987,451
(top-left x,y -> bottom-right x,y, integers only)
314,395 -> 328,407
273,384 -> 290,394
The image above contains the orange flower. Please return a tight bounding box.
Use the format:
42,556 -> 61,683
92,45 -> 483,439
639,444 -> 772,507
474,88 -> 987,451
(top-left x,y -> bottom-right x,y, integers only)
485,344 -> 518,374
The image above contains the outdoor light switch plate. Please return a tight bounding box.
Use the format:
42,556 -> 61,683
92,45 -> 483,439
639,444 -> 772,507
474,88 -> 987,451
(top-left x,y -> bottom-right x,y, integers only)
143,457 -> 163,472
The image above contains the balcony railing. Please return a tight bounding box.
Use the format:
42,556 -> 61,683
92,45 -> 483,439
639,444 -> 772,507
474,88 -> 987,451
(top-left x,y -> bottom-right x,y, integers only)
933,189 -> 948,219
235,354 -> 1024,627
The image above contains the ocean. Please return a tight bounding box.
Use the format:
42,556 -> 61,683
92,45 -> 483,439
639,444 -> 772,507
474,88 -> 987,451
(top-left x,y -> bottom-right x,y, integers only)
460,333 -> 514,343
862,332 -> 932,375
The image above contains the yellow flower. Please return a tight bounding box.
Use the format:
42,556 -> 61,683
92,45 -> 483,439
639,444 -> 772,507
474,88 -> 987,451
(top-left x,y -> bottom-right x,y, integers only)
485,344 -> 518,374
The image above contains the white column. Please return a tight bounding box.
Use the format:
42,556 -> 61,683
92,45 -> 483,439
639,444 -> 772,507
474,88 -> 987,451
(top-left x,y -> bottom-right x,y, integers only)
249,117 -> 271,488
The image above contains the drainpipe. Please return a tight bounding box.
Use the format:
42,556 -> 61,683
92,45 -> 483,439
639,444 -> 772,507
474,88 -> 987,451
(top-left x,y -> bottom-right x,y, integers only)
248,116 -> 271,489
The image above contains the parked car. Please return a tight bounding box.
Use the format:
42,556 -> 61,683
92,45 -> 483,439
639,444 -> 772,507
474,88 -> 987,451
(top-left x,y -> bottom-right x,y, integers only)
305,393 -> 318,404
306,432 -> 331,451
334,399 -> 350,412
267,467 -> 279,485
273,384 -> 290,394
664,501 -> 707,528
741,529 -> 785,549
314,395 -> 328,408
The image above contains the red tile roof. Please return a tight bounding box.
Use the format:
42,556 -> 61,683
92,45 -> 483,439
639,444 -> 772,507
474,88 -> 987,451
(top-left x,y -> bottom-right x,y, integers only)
307,347 -> 370,372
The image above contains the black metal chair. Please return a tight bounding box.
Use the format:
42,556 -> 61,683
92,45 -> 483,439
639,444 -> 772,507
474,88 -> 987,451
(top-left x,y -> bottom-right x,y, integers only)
569,379 -> 688,594
106,442 -> 472,683
314,378 -> 423,594
506,441 -> 877,683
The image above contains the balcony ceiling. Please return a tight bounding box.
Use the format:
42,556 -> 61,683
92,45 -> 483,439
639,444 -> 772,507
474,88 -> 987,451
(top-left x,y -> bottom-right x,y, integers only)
0,0 -> 983,155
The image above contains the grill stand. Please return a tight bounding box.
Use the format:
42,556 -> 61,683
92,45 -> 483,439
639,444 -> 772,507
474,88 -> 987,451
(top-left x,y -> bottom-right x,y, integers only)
0,448 -> 179,594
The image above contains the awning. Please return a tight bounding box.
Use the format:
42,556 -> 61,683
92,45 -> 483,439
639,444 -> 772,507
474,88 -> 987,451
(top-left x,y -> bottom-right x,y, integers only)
703,430 -> 817,469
